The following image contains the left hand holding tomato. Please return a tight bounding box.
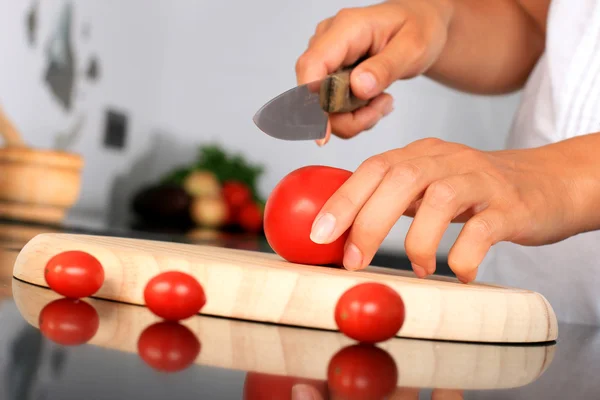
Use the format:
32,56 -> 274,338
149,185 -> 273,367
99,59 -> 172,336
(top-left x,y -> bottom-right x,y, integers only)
309,137 -> 584,282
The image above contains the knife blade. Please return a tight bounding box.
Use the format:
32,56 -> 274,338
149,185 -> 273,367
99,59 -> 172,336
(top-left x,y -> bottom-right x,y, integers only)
253,62 -> 369,141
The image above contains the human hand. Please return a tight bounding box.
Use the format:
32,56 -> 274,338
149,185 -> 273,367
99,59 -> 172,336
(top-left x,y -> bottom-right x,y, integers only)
296,0 -> 453,145
292,384 -> 328,400
291,384 -> 464,399
308,138 -> 577,282
391,388 -> 465,400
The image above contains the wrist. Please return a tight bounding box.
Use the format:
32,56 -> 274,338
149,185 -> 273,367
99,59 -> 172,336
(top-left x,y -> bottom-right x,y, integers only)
432,0 -> 456,23
423,0 -> 456,34
421,0 -> 456,75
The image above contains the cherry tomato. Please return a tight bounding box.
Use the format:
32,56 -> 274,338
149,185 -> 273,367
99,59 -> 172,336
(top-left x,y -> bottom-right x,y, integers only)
137,321 -> 201,373
44,250 -> 105,298
231,238 -> 261,251
335,282 -> 405,343
264,165 -> 352,265
243,372 -> 328,399
222,181 -> 252,209
224,201 -> 238,226
327,344 -> 398,400
39,298 -> 100,346
239,202 -> 263,233
143,271 -> 206,321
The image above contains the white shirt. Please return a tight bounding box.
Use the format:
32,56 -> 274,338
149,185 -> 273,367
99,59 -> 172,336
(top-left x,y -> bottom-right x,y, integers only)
478,0 -> 600,325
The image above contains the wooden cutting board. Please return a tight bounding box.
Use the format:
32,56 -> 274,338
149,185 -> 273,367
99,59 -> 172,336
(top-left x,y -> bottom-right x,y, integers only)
12,233 -> 558,344
11,278 -> 555,390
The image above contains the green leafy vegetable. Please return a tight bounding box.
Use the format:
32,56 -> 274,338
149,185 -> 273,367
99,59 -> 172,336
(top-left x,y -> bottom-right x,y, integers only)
161,143 -> 265,202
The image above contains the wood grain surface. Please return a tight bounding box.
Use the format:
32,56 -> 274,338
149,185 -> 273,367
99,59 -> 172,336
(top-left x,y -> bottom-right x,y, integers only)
12,233 -> 559,344
0,103 -> 24,146
0,102 -> 83,224
0,222 -> 59,248
0,248 -> 18,297
11,278 -> 556,390
0,145 -> 83,224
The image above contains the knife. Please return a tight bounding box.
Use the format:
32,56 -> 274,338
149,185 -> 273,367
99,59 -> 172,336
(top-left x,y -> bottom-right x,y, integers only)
253,60 -> 370,141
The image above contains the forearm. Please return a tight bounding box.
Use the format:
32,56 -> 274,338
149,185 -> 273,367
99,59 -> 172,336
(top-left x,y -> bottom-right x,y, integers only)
425,0 -> 548,94
542,132 -> 600,236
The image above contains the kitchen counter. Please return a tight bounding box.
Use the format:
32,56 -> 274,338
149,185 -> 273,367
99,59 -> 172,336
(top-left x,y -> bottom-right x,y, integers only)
0,218 -> 597,399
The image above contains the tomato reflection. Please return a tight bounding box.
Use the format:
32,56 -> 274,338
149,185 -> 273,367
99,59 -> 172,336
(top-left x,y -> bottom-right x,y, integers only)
243,372 -> 328,399
242,344 -> 398,400
38,298 -> 100,346
137,321 -> 201,373
327,343 -> 398,400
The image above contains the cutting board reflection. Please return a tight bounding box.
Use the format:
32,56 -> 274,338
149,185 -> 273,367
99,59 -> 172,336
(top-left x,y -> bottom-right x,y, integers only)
12,278 -> 555,390
12,233 -> 558,343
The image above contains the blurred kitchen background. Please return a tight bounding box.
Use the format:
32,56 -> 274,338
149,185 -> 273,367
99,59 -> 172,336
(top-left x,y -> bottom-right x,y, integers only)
0,0 -> 520,256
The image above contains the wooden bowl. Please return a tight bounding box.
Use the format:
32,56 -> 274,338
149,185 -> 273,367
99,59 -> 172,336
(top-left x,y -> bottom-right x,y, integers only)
0,146 -> 83,224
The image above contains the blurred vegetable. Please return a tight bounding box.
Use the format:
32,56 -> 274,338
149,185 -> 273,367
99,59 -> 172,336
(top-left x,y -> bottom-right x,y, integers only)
238,202 -> 263,233
183,170 -> 221,198
131,184 -> 192,226
162,144 -> 264,203
134,143 -> 266,234
190,197 -> 229,228
222,181 -> 252,210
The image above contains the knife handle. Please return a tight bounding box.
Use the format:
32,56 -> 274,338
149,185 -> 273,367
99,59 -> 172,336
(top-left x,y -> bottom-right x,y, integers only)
319,62 -> 370,114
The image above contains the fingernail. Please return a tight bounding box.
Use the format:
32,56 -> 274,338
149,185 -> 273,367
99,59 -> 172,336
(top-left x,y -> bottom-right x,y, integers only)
383,100 -> 394,116
412,263 -> 427,278
292,384 -> 317,400
316,130 -> 330,147
315,137 -> 329,146
310,213 -> 336,243
344,243 -> 363,271
357,72 -> 377,97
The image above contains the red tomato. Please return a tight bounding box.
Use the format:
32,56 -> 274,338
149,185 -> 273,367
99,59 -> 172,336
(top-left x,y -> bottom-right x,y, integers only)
327,344 -> 398,399
231,238 -> 261,251
38,298 -> 100,346
44,250 -> 105,298
239,202 -> 263,233
143,271 -> 206,321
224,200 -> 238,225
222,181 -> 252,209
243,372 -> 328,399
335,282 -> 405,343
264,165 -> 352,265
137,321 -> 201,373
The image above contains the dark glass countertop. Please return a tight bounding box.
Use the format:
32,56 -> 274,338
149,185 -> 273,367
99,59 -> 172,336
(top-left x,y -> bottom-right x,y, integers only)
0,218 -> 598,399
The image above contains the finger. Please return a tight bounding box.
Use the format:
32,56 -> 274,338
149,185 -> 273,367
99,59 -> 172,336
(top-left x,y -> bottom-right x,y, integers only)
291,384 -> 325,400
404,172 -> 492,277
310,143 -> 452,247
295,8 -> 379,86
329,93 -> 394,139
389,387 -> 420,399
405,196 -> 480,223
310,153 -> 392,245
315,120 -> 332,147
448,208 -> 511,282
351,21 -> 437,98
315,17 -> 333,36
307,17 -> 333,47
343,156 -> 463,271
432,389 -> 465,400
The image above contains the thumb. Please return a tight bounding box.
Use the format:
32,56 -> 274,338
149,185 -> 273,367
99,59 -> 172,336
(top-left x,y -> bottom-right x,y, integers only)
351,29 -> 430,98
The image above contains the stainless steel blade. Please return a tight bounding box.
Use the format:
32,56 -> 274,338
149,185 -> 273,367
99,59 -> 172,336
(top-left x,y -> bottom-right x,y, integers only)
253,81 -> 328,141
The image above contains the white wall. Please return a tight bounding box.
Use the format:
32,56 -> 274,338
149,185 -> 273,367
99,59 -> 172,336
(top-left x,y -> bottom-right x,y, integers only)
0,0 -> 521,254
